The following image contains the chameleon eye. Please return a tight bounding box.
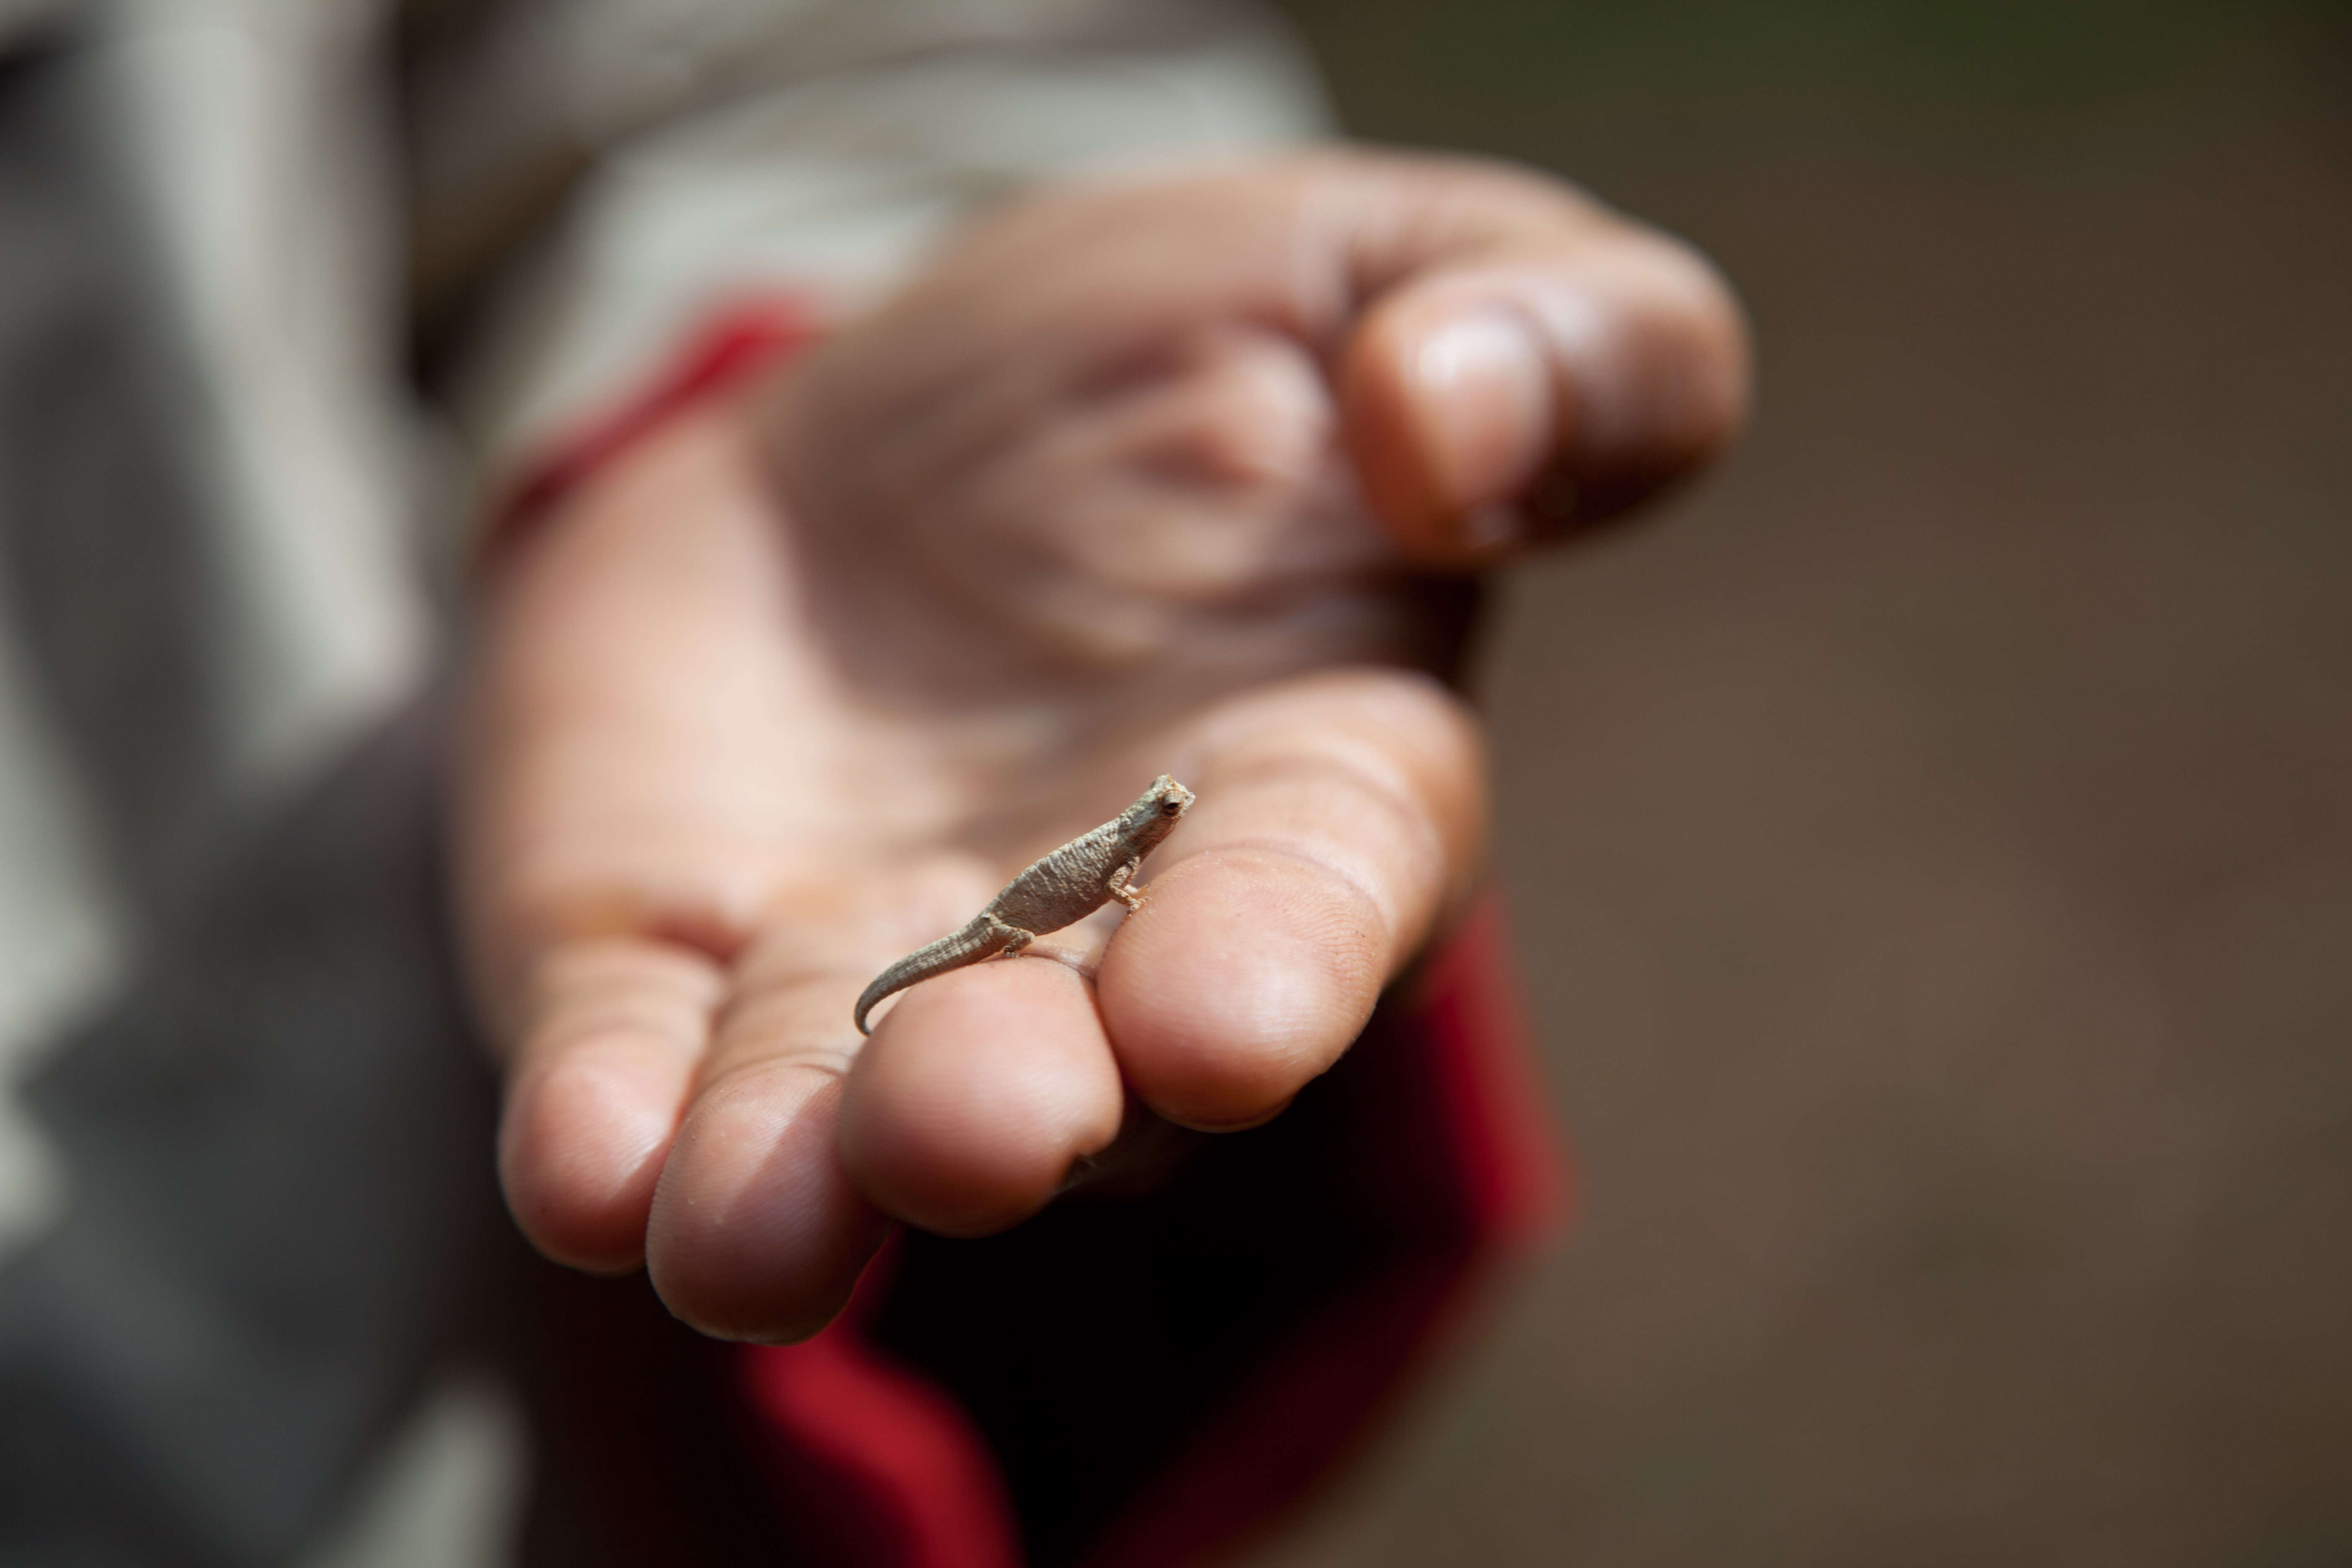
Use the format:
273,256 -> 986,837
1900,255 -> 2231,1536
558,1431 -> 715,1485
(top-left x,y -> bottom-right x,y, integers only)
1160,799 -> 1182,814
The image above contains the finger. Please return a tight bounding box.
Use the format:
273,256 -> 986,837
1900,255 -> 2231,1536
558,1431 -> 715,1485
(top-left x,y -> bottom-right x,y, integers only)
498,937 -> 722,1273
640,966 -> 885,1342
1334,167 -> 1751,565
790,151 -> 1746,575
936,323 -> 1386,658
645,1057 -> 888,1344
839,951 -> 1125,1238
1014,324 -> 1380,598
1097,667 -> 1485,1130
642,865 -> 984,1341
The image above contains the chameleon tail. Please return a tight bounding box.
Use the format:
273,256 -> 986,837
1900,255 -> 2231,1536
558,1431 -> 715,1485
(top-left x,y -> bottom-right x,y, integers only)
853,916 -> 1012,1034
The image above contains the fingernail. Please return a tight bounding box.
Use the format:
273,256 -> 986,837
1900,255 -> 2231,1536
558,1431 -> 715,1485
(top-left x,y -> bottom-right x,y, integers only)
1409,310 -> 1553,522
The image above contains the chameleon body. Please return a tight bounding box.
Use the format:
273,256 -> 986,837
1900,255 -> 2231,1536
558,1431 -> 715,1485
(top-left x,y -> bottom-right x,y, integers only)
854,775 -> 1195,1034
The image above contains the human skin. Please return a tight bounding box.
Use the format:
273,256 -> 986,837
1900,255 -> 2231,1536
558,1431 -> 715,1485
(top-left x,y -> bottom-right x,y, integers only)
460,150 -> 1749,1343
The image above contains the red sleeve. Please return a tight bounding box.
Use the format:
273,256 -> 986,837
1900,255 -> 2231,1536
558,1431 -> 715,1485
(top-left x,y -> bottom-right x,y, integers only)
472,300 -> 820,580
492,310 -> 1573,1568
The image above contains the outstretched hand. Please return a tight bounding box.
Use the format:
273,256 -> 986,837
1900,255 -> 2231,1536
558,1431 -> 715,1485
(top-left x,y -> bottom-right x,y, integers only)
461,151 -> 1746,1341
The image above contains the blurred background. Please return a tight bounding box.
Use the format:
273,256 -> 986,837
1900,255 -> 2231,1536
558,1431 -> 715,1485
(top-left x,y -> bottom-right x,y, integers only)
1248,1 -> 2352,1563
6,2 -> 2344,1561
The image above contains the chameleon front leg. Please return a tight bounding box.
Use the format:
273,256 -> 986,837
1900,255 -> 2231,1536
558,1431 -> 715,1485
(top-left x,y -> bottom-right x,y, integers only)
1105,857 -> 1147,913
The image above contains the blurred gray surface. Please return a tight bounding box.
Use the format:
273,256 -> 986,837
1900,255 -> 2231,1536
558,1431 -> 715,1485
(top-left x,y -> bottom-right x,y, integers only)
1249,2 -> 2352,1563
0,49 -> 495,1565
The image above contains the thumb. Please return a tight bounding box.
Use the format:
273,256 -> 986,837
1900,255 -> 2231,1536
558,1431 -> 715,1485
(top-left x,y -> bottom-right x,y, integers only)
1334,175 -> 1751,567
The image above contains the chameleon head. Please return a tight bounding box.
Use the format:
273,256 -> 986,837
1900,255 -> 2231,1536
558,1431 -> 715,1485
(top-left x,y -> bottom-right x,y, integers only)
1144,773 -> 1194,818
1124,774 -> 1195,845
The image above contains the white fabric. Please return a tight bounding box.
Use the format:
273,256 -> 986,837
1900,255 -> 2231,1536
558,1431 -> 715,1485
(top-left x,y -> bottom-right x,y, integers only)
85,0 -> 432,798
297,1374 -> 530,1568
0,0 -> 433,1271
0,603 -> 117,1256
438,0 -> 1331,471
0,3 -> 1327,1561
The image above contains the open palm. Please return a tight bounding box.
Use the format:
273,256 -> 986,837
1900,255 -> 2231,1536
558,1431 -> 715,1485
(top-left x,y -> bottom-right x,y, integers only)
461,152 -> 1746,1341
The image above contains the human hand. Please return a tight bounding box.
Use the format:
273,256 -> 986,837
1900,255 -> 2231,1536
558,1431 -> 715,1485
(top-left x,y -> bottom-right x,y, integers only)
462,150 -> 1746,1340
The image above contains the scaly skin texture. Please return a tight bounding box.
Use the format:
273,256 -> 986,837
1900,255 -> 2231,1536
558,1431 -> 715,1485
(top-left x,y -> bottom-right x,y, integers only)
853,776 -> 1196,1033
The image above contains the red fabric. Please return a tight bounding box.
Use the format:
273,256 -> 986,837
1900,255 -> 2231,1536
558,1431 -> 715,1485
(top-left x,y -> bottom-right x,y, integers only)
476,299 -> 819,576
739,1244 -> 1024,1568
1070,895 -> 1569,1568
501,302 -> 1573,1568
736,895 -> 1568,1568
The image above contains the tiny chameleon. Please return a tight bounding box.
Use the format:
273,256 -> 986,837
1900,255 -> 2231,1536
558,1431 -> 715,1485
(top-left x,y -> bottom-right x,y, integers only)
854,775 -> 1196,1034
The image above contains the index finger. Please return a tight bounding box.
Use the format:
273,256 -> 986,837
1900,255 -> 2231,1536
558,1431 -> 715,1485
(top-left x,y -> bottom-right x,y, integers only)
1095,664 -> 1486,1129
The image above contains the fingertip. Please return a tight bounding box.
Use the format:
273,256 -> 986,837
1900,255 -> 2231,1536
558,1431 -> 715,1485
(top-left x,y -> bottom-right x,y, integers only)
499,1038 -> 685,1273
841,957 -> 1124,1237
646,1068 -> 890,1342
497,938 -> 721,1274
1098,846 -> 1386,1130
